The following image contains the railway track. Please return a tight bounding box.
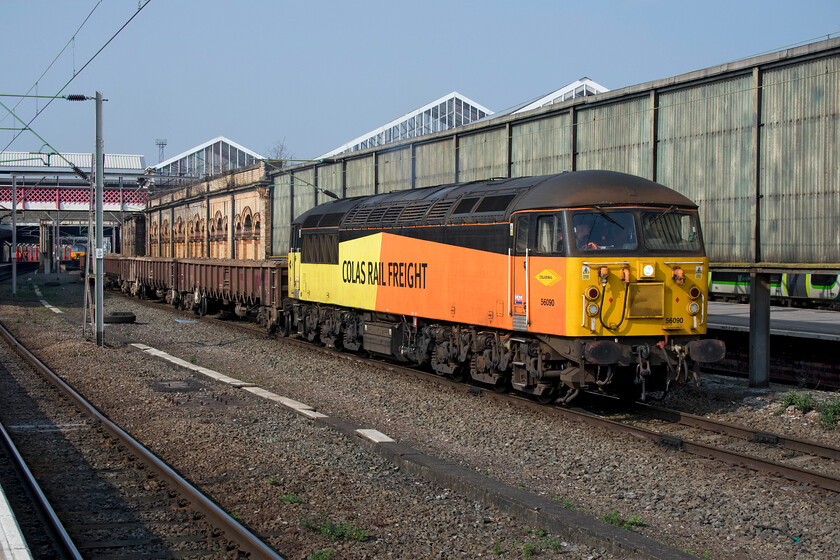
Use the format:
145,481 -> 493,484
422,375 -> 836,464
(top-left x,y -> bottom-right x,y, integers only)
0,262 -> 39,282
115,289 -> 840,497
0,321 -> 284,560
175,312 -> 840,498
193,306 -> 840,495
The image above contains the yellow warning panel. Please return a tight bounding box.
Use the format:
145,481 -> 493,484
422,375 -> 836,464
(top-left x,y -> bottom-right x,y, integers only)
535,268 -> 562,287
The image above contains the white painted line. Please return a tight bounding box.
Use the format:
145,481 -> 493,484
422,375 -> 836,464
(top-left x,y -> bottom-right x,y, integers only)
296,408 -> 328,419
242,387 -> 279,399
227,380 -> 256,388
276,396 -> 314,411
36,297 -> 64,314
356,429 -> 395,443
241,387 -> 315,410
130,342 -> 318,413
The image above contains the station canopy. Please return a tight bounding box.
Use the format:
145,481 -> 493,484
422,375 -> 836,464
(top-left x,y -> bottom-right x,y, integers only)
319,79 -> 608,159
154,136 -> 263,179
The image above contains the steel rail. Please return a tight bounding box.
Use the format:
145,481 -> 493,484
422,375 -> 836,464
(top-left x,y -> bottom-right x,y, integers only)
109,291 -> 840,495
200,312 -> 840,494
0,320 -> 284,560
547,404 -> 840,493
0,419 -> 82,560
274,333 -> 840,494
629,401 -> 840,461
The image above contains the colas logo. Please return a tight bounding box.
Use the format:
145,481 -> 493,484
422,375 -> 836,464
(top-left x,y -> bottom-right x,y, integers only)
535,268 -> 561,287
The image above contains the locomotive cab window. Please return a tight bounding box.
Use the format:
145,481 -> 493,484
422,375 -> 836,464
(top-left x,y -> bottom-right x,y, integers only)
572,211 -> 637,252
513,215 -> 530,255
642,210 -> 702,252
513,214 -> 565,255
534,215 -> 564,255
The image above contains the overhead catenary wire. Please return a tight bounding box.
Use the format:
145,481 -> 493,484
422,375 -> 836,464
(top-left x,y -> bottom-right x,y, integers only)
2,0 -> 151,154
0,0 -> 102,129
0,99 -> 90,180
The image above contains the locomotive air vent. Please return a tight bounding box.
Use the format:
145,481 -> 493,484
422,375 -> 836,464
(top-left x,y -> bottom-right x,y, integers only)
366,205 -> 388,224
380,203 -> 408,225
348,207 -> 374,226
424,199 -> 457,222
399,202 -> 432,223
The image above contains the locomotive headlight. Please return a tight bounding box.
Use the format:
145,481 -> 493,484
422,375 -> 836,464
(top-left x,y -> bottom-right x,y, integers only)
586,302 -> 600,316
585,285 -> 600,300
642,264 -> 655,278
688,286 -> 701,300
687,301 -> 700,316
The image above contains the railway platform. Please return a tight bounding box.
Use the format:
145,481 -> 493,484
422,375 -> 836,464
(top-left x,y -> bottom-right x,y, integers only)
707,302 -> 840,341
0,480 -> 33,560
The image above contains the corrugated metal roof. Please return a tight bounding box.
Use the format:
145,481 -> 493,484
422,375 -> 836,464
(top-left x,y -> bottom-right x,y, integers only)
0,151 -> 145,171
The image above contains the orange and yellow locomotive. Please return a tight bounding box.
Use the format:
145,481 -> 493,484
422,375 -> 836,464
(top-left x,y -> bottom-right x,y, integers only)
287,170 -> 725,402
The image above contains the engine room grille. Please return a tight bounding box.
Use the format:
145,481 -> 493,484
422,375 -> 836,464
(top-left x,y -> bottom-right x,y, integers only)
627,283 -> 664,318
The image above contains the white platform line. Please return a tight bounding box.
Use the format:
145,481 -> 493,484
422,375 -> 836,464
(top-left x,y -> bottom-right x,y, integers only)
131,343 -> 321,415
129,342 -> 399,447
356,429 -> 395,443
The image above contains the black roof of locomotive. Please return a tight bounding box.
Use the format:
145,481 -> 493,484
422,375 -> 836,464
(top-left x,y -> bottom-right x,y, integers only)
294,170 -> 697,230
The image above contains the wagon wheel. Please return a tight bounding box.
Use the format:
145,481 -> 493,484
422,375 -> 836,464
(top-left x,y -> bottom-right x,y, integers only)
535,387 -> 557,405
199,297 -> 209,317
277,312 -> 291,337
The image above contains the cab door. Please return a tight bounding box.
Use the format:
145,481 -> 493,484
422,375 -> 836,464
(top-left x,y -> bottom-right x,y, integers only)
288,225 -> 301,298
511,214 -> 532,331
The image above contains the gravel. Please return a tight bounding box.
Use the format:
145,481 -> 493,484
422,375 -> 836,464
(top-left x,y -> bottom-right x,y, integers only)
2,273 -> 839,560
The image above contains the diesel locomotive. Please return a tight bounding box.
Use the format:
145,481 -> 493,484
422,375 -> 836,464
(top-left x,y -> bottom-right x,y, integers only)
286,170 -> 725,402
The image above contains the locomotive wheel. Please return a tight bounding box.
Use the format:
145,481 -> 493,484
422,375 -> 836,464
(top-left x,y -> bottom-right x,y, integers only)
448,366 -> 468,383
492,376 -> 511,394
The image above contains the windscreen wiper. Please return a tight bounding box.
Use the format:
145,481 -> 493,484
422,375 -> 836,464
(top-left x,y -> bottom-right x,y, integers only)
594,205 -> 625,229
649,205 -> 676,224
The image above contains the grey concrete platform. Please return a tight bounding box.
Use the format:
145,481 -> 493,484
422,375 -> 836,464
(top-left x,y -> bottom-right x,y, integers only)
708,302 -> 840,341
0,481 -> 33,560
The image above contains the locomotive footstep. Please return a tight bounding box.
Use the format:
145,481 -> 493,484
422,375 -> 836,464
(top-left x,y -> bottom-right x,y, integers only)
104,311 -> 136,324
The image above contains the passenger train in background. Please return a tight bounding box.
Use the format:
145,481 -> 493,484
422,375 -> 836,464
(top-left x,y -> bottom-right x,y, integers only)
106,171 -> 726,403
709,271 -> 840,310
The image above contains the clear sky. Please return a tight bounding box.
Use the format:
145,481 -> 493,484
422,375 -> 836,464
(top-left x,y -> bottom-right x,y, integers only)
3,0 -> 839,164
